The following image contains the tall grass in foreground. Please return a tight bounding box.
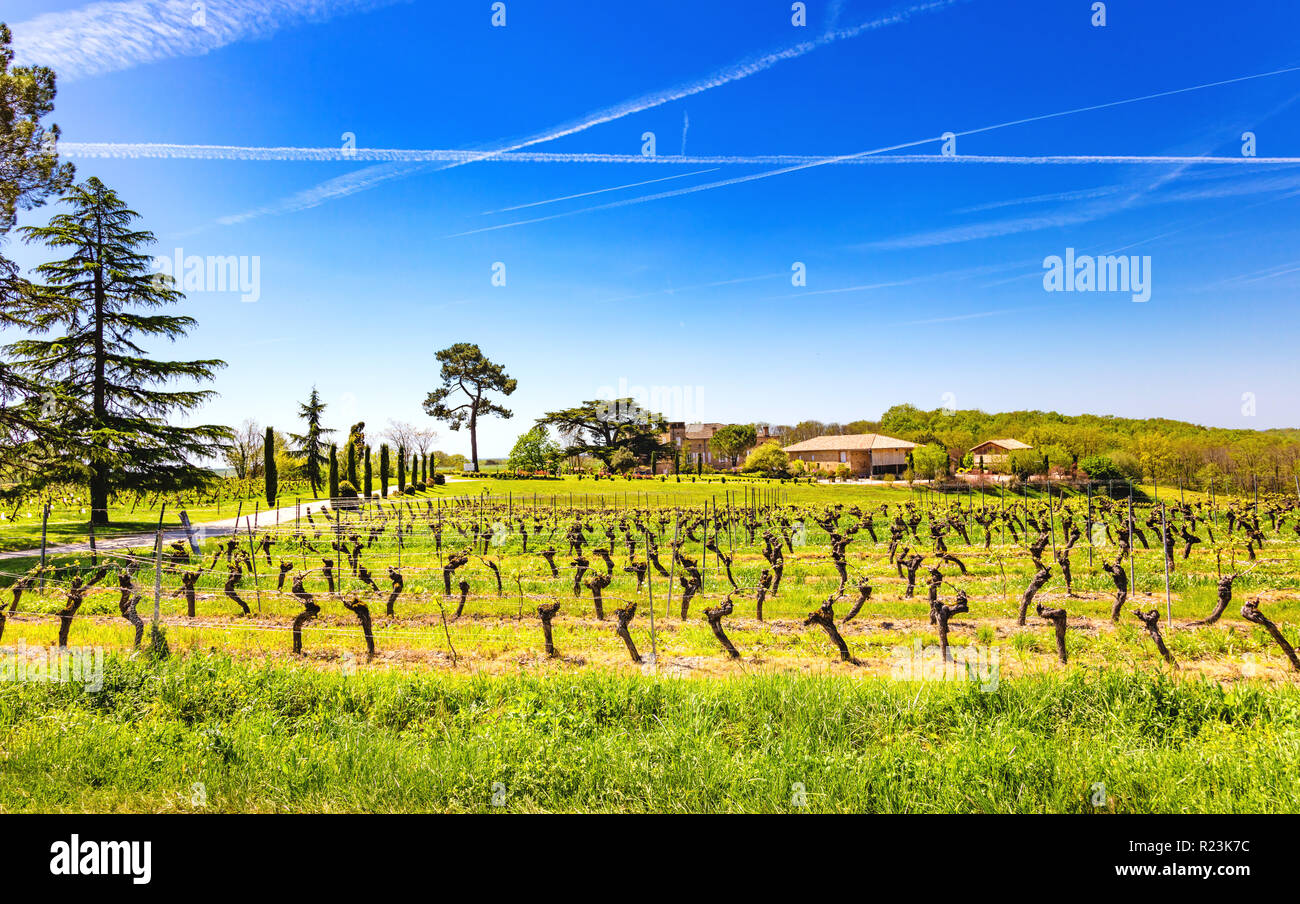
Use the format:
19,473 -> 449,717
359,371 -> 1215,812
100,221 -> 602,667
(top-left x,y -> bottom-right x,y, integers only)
1,654 -> 1297,813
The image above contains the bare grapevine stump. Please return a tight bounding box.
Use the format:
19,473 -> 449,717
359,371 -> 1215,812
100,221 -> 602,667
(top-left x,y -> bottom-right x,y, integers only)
357,565 -> 379,593
678,574 -> 700,619
9,573 -> 34,614
342,595 -> 376,660
171,570 -> 199,617
1133,609 -> 1176,666
1036,603 -> 1068,664
804,598 -> 853,663
1054,549 -> 1075,596
1102,556 -> 1129,623
386,567 -> 404,616
276,560 -> 293,591
1016,565 -> 1052,626
614,602 -> 641,663
1188,574 -> 1234,626
290,575 -> 320,655
623,559 -> 647,591
926,566 -> 944,624
936,590 -> 969,662
585,571 -> 611,620
939,552 -> 968,575
593,547 -> 615,575
538,601 -> 561,658
117,574 -> 144,649
57,579 -> 87,648
571,556 -> 589,597
540,548 -> 559,578
1241,598 -> 1300,672
321,558 -> 336,593
708,542 -> 738,590
224,564 -> 250,616
704,596 -> 740,659
843,577 -> 872,622
756,569 -> 772,621
455,579 -> 471,618
901,554 -> 923,599
443,553 -> 468,596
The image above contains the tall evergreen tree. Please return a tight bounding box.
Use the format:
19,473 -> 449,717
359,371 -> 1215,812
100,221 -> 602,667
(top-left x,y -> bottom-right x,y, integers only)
346,441 -> 357,489
0,24 -> 75,463
7,177 -> 227,523
288,387 -> 332,498
379,443 -> 390,498
363,445 -> 372,499
263,426 -> 277,507
328,444 -> 339,499
397,445 -> 406,492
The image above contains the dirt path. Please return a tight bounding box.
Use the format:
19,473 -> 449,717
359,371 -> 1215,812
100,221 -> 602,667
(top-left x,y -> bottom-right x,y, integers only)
0,480 -> 483,563
0,502 -> 316,562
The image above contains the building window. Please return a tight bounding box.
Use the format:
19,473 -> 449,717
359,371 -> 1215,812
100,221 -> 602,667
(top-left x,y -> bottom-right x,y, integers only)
840,451 -> 847,463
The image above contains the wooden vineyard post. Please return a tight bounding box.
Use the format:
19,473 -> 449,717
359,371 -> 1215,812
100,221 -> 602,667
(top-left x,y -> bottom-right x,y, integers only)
1086,483 -> 1093,568
644,527 -> 658,668
39,503 -> 49,590
246,512 -> 263,613
1160,503 -> 1172,630
151,526 -> 164,654
1128,487 -> 1136,595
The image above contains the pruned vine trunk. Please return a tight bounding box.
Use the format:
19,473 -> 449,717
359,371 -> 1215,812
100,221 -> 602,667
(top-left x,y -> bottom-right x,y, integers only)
1133,608 -> 1176,666
704,597 -> 740,659
804,598 -> 853,663
1241,598 -> 1300,672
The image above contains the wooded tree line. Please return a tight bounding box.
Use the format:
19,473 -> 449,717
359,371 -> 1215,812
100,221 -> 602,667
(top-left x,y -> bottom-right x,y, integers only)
777,404 -> 1300,491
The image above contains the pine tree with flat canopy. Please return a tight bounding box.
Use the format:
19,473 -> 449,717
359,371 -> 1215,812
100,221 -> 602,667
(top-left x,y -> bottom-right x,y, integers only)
8,177 -> 227,524
423,342 -> 516,473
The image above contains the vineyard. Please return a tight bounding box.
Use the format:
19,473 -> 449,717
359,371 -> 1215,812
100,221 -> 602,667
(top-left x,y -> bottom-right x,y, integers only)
3,478 -> 1300,812
2,479 -> 1298,680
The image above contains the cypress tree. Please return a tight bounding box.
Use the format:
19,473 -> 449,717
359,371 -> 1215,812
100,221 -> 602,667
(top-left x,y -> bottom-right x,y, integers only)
363,445 -> 373,499
329,444 -> 339,499
397,445 -> 406,492
380,444 -> 390,498
263,426 -> 277,507
346,441 -> 357,489
288,388 -> 333,498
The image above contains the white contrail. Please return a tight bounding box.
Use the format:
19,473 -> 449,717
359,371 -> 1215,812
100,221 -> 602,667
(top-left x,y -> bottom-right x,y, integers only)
206,0 -> 970,223
59,142 -> 1300,167
10,0 -> 408,80
448,65 -> 1300,237
216,161 -> 420,225
480,168 -> 719,215
680,112 -> 690,157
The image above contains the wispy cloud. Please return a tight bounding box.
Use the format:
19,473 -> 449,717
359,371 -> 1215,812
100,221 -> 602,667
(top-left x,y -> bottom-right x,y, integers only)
205,0 -> 970,223
11,0 -> 407,80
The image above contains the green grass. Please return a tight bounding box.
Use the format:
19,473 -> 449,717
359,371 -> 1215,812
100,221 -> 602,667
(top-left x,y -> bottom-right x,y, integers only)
1,653 -> 1296,813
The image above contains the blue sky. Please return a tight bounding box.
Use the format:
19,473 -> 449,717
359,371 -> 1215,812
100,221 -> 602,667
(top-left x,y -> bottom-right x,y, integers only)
5,0 -> 1300,456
